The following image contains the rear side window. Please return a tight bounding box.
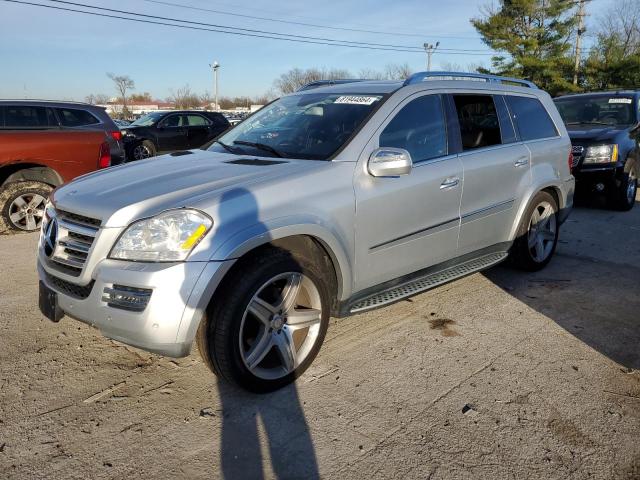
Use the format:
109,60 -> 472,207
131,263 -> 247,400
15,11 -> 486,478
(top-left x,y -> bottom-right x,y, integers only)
160,114 -> 187,127
453,95 -> 502,151
4,106 -> 56,128
186,114 -> 210,126
506,96 -> 558,141
56,108 -> 100,127
379,94 -> 447,163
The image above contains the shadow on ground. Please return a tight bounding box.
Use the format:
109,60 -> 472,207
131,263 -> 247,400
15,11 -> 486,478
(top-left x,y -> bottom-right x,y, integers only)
486,200 -> 640,370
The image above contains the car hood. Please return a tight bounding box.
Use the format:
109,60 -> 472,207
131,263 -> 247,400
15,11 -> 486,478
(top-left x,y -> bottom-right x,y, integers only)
51,150 -> 322,227
566,125 -> 628,143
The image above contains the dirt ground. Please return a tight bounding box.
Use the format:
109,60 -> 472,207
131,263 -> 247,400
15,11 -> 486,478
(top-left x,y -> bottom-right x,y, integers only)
1,194 -> 639,480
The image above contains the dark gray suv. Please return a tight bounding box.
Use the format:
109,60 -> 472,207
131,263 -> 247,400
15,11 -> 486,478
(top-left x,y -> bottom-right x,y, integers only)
0,100 -> 125,164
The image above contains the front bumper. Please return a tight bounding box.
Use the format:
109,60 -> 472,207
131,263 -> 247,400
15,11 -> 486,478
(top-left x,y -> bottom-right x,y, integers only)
572,165 -> 619,186
37,256 -> 234,357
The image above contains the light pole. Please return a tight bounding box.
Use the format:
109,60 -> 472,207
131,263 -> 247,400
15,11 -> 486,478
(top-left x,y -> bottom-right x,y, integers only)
423,42 -> 439,71
209,61 -> 220,111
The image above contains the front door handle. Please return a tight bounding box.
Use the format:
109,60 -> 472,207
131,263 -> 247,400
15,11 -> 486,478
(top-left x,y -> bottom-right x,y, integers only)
440,177 -> 460,190
514,157 -> 529,167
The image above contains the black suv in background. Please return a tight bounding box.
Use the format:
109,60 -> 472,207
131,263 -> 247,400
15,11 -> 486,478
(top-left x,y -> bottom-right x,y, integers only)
0,100 -> 125,165
554,91 -> 639,210
121,110 -> 230,160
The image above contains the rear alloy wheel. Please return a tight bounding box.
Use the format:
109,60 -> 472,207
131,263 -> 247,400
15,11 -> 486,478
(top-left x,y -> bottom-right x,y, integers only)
510,191 -> 559,271
0,181 -> 52,233
132,140 -> 156,160
197,248 -> 330,392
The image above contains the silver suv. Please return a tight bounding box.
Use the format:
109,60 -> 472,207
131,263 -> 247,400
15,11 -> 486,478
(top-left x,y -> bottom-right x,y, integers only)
37,72 -> 575,392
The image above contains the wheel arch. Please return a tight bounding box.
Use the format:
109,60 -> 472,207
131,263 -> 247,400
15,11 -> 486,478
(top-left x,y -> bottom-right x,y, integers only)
0,163 -> 64,188
508,182 -> 564,242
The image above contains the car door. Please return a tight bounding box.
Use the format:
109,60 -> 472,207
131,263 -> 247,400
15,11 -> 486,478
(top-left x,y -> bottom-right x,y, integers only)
185,113 -> 213,148
451,93 -> 532,256
156,113 -> 189,152
353,93 -> 463,292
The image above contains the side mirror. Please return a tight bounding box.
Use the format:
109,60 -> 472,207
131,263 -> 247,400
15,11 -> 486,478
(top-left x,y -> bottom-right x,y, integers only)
368,147 -> 413,177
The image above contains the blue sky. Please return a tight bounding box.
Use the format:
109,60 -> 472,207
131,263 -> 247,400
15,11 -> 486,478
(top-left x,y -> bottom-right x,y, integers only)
0,0 -> 615,101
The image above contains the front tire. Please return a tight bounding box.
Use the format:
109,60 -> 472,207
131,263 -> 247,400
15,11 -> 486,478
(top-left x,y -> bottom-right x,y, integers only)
0,181 -> 52,234
510,191 -> 559,271
197,247 -> 330,393
131,140 -> 156,161
609,169 -> 637,211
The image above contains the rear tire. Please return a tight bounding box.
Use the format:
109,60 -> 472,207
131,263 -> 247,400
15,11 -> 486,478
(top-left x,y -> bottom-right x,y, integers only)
510,191 -> 559,271
0,181 -> 52,234
197,247 -> 330,393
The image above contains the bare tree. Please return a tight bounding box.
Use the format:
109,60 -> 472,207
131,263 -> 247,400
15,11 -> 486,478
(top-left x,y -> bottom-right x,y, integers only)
84,93 -> 110,105
130,92 -> 153,103
358,68 -> 386,80
273,67 -> 353,94
169,84 -> 202,109
384,63 -> 413,80
107,73 -> 135,118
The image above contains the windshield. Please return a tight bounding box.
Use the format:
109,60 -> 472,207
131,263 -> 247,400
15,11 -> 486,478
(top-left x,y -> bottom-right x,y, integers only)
555,96 -> 636,127
208,92 -> 384,160
130,112 -> 165,127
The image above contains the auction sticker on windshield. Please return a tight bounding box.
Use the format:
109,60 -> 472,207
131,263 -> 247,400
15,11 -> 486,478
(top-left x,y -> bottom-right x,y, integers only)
334,96 -> 381,105
608,98 -> 632,104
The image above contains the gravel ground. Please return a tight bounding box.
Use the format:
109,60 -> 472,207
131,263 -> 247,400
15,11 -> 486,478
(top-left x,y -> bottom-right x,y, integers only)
1,195 -> 639,480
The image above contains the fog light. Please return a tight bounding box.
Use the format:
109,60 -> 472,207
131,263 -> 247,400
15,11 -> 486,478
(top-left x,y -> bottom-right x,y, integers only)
595,183 -> 605,192
102,285 -> 152,312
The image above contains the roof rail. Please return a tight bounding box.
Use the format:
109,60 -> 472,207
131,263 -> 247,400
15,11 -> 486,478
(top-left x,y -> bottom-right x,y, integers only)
403,71 -> 538,89
297,79 -> 369,92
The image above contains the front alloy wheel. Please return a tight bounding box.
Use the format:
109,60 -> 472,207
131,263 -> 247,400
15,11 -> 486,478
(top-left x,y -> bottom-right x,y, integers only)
197,248 -> 330,392
132,144 -> 153,160
240,272 -> 322,380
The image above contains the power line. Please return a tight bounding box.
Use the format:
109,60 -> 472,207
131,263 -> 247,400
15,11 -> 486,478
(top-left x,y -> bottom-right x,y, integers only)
2,0 -> 496,55
43,0 -> 493,54
137,0 -> 484,41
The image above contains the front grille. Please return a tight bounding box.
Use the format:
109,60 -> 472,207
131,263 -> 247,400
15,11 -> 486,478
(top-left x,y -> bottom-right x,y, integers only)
46,209 -> 101,277
44,270 -> 94,299
571,145 -> 584,167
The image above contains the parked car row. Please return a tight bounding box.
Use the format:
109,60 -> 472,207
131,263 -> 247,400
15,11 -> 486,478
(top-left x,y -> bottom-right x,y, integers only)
1,82 -> 638,236
119,110 -> 230,160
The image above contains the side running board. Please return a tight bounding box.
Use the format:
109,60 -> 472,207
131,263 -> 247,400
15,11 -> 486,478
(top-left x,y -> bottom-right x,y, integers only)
349,252 -> 508,314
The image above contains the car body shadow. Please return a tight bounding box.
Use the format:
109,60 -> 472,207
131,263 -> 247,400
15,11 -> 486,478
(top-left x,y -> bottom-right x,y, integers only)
485,201 -> 640,370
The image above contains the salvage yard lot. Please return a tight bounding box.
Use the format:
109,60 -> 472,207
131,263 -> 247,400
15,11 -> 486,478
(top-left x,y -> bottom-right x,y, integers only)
1,195 -> 639,480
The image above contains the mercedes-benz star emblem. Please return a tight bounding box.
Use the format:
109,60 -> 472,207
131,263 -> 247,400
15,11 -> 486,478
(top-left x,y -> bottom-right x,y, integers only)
43,218 -> 58,257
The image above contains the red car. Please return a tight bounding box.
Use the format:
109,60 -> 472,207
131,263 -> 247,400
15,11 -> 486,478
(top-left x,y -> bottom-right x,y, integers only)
0,129 -> 111,233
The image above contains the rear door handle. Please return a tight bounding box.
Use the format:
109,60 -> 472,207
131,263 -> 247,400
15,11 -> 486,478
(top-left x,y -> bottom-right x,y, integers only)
514,157 -> 529,167
440,177 -> 460,190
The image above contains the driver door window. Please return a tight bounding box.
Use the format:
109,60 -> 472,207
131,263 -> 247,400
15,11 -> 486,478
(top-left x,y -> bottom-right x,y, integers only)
379,94 -> 447,162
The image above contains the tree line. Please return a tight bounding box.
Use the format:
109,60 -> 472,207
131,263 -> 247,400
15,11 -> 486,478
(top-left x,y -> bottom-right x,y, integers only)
473,0 -> 640,95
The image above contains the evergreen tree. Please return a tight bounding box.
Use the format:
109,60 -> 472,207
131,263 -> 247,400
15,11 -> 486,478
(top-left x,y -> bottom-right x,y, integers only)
471,0 -> 578,94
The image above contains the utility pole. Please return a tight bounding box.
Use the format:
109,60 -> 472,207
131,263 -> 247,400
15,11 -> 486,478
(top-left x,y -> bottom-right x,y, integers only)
423,42 -> 439,71
573,0 -> 587,85
209,61 -> 220,111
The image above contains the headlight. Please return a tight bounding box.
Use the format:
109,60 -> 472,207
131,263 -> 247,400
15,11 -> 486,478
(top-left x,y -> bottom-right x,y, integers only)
584,144 -> 618,164
110,209 -> 212,262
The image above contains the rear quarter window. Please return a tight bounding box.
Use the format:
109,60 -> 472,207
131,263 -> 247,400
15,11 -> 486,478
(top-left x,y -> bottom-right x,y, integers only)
3,105 -> 56,128
56,108 -> 101,127
506,96 -> 558,141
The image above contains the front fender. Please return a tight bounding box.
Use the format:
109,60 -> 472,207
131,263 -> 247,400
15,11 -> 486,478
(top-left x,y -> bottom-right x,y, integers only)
204,215 -> 354,301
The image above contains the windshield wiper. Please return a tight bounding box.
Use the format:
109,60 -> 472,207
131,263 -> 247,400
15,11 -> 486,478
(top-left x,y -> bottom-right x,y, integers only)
566,121 -> 611,126
214,140 -> 239,154
233,140 -> 287,158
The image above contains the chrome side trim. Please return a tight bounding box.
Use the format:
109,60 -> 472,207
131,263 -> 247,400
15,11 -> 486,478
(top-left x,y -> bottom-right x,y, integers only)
369,217 -> 459,252
461,198 -> 515,224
